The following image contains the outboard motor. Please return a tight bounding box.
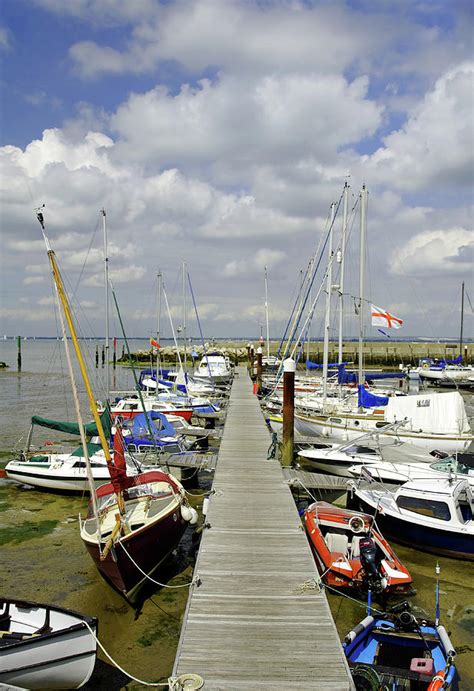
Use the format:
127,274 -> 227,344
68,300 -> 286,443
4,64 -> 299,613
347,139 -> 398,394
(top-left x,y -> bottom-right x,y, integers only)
359,536 -> 384,593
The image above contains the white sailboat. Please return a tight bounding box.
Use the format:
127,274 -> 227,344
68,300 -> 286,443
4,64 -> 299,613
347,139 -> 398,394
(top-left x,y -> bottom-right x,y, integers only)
294,186 -> 474,454
36,210 -> 197,604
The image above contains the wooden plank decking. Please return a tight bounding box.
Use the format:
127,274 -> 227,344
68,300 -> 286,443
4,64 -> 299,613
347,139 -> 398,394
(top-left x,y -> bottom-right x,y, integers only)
171,368 -> 353,690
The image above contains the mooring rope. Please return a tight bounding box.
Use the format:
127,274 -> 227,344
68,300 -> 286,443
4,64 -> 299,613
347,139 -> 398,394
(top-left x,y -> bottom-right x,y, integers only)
119,542 -> 198,589
83,621 -> 168,687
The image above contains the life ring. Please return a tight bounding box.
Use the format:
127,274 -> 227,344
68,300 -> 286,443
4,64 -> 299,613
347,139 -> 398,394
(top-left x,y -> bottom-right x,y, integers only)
349,515 -> 365,533
427,670 -> 445,691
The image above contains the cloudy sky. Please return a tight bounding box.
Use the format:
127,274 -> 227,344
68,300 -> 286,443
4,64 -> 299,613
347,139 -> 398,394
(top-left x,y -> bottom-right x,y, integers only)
0,0 -> 473,342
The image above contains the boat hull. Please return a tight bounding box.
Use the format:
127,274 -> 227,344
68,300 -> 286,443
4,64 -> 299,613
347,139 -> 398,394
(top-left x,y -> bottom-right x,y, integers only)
295,412 -> 473,454
82,506 -> 188,603
4,463 -> 111,492
0,600 -> 97,689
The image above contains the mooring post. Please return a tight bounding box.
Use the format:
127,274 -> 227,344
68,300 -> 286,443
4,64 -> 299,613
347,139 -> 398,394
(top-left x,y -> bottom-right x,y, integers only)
101,344 -> 105,368
282,357 -> 295,467
17,336 -> 22,372
113,337 -> 117,370
95,344 -> 99,368
256,346 -> 263,395
249,344 -> 255,377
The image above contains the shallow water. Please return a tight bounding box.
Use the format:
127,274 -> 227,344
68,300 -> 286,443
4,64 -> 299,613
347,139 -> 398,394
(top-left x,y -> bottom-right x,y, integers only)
1,339 -> 473,688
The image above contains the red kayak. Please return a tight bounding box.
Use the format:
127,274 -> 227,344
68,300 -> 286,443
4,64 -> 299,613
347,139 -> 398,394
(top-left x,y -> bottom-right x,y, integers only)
304,501 -> 414,597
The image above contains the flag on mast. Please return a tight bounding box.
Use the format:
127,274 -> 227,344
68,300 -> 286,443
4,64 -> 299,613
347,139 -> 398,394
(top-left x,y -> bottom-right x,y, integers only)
370,304 -> 403,329
150,337 -> 161,348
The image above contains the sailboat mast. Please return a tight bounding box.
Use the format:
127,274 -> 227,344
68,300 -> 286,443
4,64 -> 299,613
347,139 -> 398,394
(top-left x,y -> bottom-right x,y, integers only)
322,202 -> 336,401
40,234 -> 113,467
55,282 -> 100,524
460,281 -> 464,360
36,210 -> 116,518
358,185 -> 368,390
101,208 -> 110,401
156,270 -> 162,396
182,261 -> 187,369
264,267 -> 270,360
338,182 -> 349,365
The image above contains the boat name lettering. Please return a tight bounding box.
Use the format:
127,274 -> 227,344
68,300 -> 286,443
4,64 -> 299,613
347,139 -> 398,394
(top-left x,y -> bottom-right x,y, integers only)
416,399 -> 430,408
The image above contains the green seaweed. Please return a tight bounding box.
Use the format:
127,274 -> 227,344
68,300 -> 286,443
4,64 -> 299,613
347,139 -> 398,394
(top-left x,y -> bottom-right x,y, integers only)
137,617 -> 180,647
0,519 -> 59,545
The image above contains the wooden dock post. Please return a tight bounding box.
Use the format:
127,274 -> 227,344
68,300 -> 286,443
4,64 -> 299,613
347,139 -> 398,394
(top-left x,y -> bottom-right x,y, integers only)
282,357 -> 295,467
113,337 -> 116,370
256,346 -> 263,395
17,336 -> 21,372
95,344 -> 99,368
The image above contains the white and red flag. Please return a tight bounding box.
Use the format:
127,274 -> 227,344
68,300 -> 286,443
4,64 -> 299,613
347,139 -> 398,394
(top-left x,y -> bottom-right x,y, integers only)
150,337 -> 161,348
370,304 -> 403,329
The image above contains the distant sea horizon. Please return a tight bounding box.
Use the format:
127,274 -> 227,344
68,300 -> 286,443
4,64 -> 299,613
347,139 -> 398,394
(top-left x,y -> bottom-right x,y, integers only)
2,335 -> 472,343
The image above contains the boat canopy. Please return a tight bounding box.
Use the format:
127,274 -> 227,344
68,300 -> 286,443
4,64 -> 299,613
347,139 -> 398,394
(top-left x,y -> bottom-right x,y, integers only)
125,410 -> 177,441
71,442 -> 102,457
386,391 -> 471,434
31,404 -> 112,438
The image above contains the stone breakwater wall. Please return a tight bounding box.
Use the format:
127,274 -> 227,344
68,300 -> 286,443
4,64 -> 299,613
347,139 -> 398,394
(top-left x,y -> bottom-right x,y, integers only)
119,341 -> 473,367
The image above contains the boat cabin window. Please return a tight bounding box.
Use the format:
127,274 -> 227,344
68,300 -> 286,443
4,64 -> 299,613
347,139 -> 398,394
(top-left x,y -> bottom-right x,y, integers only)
127,444 -> 137,452
124,403 -> 138,411
329,418 -> 342,424
375,421 -> 390,428
139,445 -> 151,453
396,496 -> 451,521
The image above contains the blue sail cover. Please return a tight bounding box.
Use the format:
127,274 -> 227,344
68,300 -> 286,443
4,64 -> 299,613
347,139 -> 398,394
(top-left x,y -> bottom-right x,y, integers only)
358,385 -> 388,408
125,410 -> 177,442
365,372 -> 405,381
306,360 -> 347,370
446,354 -> 462,365
338,364 -> 358,384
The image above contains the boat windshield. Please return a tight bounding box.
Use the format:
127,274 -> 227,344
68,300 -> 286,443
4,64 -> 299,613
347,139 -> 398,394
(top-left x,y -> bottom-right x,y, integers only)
430,459 -> 473,475
345,445 -> 378,455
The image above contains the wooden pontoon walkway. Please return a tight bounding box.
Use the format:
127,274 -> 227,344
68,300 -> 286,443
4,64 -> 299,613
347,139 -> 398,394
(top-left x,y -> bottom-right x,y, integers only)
172,368 -> 354,689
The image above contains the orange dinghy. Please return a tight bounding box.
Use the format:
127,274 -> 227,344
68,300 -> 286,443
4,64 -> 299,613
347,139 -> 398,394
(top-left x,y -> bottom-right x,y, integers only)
304,502 -> 414,598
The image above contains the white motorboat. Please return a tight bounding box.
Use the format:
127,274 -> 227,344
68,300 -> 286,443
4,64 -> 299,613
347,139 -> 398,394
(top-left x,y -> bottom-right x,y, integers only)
348,477 -> 474,560
0,598 -> 97,689
4,444 -> 144,492
347,452 -> 474,487
193,351 -> 233,384
297,425 -> 450,478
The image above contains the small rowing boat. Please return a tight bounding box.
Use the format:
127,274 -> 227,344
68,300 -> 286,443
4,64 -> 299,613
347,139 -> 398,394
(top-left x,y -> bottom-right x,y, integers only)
0,598 -> 97,689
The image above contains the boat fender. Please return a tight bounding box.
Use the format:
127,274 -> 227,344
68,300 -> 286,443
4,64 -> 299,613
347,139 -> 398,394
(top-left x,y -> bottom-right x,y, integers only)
181,505 -> 198,524
427,670 -> 445,691
436,625 -> 456,658
202,497 -> 210,516
344,615 -> 374,644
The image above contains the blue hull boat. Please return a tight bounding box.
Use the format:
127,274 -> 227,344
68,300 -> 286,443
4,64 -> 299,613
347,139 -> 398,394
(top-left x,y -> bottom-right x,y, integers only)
343,604 -> 457,690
